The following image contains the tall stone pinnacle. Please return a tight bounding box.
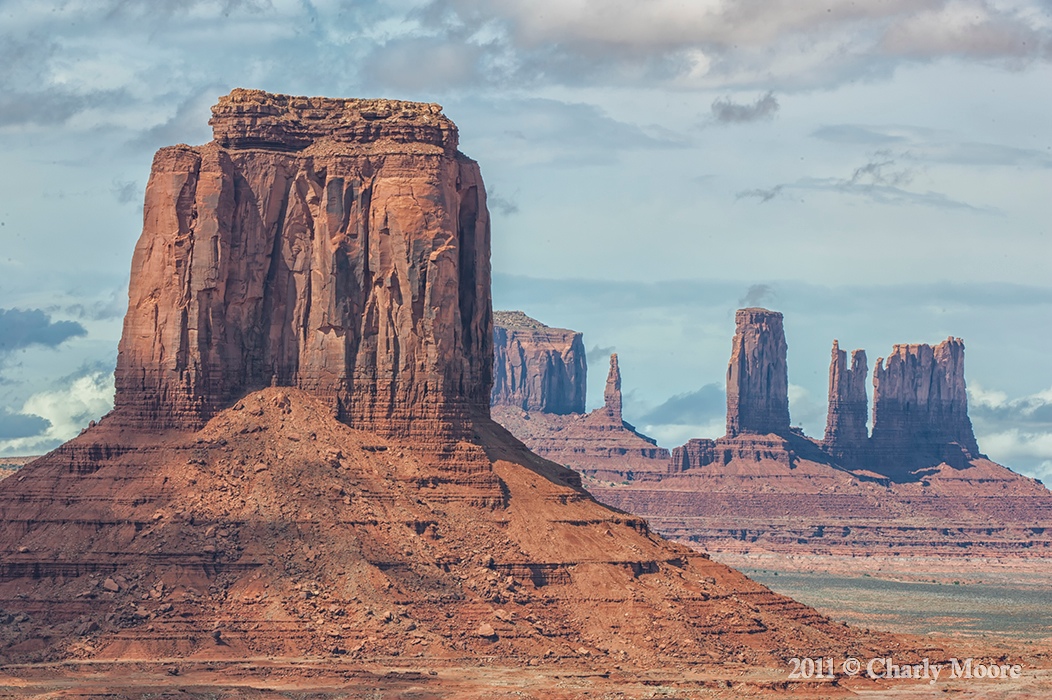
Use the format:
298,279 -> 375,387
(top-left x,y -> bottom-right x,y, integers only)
823,340 -> 869,458
726,308 -> 790,438
604,353 -> 623,420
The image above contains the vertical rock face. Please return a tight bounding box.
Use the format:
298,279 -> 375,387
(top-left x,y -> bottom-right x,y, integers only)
114,89 -> 492,438
726,308 -> 790,437
490,311 -> 586,414
870,337 -> 980,473
669,438 -> 717,473
604,353 -> 623,419
822,340 -> 869,457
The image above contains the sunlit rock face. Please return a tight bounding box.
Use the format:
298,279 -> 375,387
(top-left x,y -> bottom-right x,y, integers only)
114,89 -> 493,438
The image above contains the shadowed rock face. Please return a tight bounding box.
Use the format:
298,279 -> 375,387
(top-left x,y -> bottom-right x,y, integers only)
726,308 -> 790,438
114,89 -> 492,438
822,340 -> 869,459
491,311 -> 586,414
870,337 -> 980,474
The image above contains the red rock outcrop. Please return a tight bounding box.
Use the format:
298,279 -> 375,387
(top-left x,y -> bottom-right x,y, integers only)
491,311 -> 586,414
822,340 -> 869,461
114,88 -> 491,439
0,90 -> 908,683
870,338 -> 981,476
726,308 -> 790,438
669,438 -> 717,473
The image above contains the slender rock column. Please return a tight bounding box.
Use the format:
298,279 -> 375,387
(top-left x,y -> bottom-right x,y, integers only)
726,308 -> 790,437
822,340 -> 869,459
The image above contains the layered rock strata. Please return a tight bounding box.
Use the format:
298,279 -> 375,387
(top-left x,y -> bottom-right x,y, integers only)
822,341 -> 869,461
726,308 -> 790,438
491,311 -> 586,414
114,88 -> 491,439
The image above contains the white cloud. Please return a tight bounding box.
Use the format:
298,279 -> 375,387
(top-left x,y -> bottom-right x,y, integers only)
642,418 -> 726,447
881,1 -> 1048,61
968,382 -> 1010,409
978,428 -> 1052,481
0,371 -> 114,455
968,383 -> 1052,480
424,0 -> 1052,88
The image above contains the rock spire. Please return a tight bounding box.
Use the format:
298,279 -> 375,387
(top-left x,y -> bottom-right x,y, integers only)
726,308 -> 790,438
822,340 -> 869,458
604,353 -> 623,419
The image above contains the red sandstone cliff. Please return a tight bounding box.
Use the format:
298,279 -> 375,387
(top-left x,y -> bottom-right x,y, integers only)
726,308 -> 790,438
114,89 -> 492,439
870,338 -> 980,475
491,311 -> 586,414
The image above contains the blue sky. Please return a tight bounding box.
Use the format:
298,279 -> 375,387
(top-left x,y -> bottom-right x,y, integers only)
1,0 -> 1051,481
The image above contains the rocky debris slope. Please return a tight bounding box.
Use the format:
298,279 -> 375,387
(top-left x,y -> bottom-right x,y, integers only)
492,354 -> 671,482
114,88 -> 491,440
0,91 -> 902,673
0,388 -> 906,667
491,311 -> 586,415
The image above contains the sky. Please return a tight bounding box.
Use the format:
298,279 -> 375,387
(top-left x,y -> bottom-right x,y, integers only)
1,0 -> 1051,481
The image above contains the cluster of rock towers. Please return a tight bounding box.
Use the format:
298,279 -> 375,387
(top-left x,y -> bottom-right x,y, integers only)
492,307 -> 984,481
725,308 -> 981,477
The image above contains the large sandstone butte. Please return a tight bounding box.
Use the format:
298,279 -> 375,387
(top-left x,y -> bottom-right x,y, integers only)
114,89 -> 491,440
495,308 -> 1052,558
490,310 -> 586,414
0,91 -> 905,692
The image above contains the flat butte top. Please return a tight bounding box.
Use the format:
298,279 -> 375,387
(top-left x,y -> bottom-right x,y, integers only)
493,311 -> 581,336
207,88 -> 460,156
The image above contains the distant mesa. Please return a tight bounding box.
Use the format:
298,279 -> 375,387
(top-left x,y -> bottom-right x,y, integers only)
726,308 -> 790,438
869,338 -> 981,476
491,310 -> 586,415
491,315 -> 670,482
493,306 -> 1052,557
662,307 -> 985,482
